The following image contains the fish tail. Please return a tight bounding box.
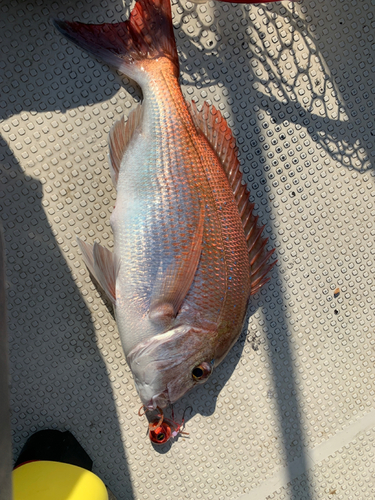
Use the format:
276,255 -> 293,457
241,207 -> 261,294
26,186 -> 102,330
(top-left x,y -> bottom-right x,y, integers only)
53,0 -> 179,83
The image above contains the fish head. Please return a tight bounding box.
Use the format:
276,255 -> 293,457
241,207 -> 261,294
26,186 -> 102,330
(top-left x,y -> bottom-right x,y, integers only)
127,324 -> 217,410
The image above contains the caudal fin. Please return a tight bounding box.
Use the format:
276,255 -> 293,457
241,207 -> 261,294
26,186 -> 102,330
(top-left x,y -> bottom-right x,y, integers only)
53,0 -> 179,82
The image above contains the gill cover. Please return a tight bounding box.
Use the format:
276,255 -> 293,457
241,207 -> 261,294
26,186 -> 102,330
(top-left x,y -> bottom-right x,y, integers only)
127,324 -> 217,409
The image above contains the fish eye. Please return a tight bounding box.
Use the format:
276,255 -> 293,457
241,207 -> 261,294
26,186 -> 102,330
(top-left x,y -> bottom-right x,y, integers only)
192,361 -> 212,382
192,367 -> 204,379
156,433 -> 165,441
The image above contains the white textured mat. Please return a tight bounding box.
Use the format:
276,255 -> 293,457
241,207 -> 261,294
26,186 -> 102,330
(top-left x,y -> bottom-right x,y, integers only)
1,0 -> 375,499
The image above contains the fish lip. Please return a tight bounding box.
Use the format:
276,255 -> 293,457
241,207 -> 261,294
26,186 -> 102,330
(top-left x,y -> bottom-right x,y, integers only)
145,389 -> 170,411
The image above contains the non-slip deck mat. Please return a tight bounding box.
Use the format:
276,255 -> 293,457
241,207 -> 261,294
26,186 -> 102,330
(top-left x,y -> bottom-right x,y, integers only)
1,0 -> 375,499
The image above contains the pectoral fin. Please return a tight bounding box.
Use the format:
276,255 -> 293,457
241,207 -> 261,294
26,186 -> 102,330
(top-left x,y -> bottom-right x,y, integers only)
149,209 -> 205,326
77,238 -> 119,305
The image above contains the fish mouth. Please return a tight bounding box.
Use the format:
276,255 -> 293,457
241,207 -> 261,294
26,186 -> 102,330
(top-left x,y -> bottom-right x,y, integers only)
145,390 -> 170,411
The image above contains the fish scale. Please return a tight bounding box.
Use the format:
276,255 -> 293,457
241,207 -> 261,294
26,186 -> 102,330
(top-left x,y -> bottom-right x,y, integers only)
54,0 -> 275,412
113,60 -> 248,350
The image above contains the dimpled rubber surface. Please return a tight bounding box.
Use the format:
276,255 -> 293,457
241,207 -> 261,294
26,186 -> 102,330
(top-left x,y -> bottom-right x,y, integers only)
1,0 -> 375,499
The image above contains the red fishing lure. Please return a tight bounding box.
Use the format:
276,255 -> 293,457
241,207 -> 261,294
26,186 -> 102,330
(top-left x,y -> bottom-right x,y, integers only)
139,406 -> 191,445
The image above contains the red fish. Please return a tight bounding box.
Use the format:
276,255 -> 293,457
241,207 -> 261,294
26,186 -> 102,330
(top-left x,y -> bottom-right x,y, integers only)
54,0 -> 276,412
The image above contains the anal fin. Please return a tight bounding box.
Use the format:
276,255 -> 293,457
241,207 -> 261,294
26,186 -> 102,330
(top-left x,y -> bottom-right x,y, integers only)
108,105 -> 143,186
77,238 -> 119,305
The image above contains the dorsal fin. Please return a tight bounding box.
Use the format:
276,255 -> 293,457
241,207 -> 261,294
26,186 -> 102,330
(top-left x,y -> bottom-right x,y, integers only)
108,105 -> 143,186
189,101 -> 276,295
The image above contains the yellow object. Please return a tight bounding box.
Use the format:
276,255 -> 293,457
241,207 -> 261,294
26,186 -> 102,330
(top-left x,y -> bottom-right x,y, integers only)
13,461 -> 108,500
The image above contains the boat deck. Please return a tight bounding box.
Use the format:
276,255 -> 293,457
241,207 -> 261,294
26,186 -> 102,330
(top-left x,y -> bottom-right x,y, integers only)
1,0 -> 374,498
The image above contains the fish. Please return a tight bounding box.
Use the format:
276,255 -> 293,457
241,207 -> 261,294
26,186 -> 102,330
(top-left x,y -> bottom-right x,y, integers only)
53,0 -> 276,412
